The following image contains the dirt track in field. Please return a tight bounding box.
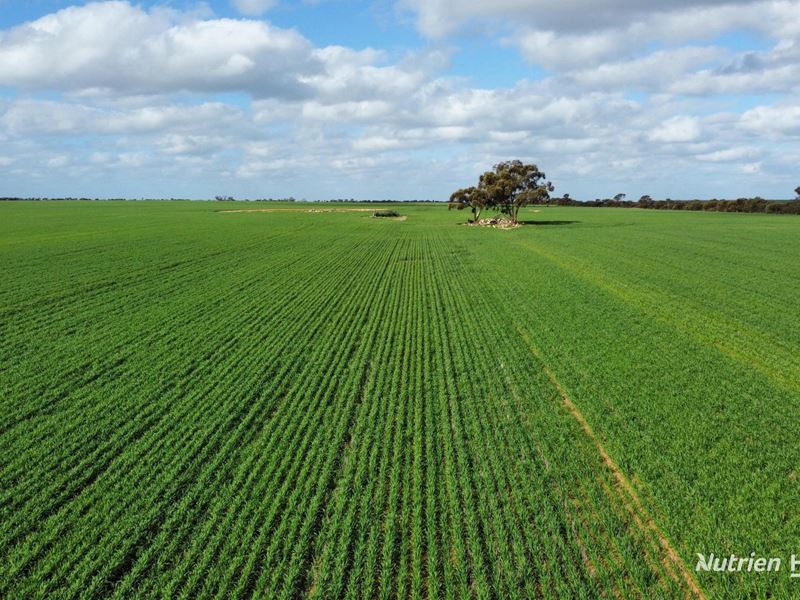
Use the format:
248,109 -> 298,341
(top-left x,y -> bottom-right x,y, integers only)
517,326 -> 706,600
216,208 -> 376,214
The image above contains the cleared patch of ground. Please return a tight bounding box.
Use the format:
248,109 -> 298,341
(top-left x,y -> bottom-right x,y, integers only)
217,207 -> 375,214
465,218 -> 521,229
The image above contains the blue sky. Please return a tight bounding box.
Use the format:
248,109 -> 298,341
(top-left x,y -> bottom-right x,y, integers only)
0,0 -> 799,199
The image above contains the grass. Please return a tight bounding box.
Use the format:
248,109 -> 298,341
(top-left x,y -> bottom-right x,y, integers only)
1,201 -> 799,598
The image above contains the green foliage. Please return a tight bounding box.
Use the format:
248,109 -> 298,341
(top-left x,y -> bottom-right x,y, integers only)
450,160 -> 553,223
372,209 -> 401,217
1,201 -> 799,598
448,185 -> 488,223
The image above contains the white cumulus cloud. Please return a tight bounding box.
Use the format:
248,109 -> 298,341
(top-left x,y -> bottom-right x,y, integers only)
1,1 -> 799,199
0,2 -> 315,97
649,116 -> 702,143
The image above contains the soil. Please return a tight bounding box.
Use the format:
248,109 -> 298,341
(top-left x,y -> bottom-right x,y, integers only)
217,207 -> 375,214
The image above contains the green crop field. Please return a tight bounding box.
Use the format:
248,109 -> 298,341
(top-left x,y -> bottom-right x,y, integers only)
2,201 -> 799,599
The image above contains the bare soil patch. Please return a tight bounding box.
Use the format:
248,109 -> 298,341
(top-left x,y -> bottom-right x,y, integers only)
217,207 -> 375,214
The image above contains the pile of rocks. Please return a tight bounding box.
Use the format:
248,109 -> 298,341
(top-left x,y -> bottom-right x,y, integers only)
470,217 -> 520,229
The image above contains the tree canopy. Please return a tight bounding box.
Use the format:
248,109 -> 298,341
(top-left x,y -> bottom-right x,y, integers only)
448,186 -> 489,223
449,160 -> 553,224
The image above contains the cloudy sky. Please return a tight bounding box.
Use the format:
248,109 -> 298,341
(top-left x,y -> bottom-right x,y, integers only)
1,1 -> 799,200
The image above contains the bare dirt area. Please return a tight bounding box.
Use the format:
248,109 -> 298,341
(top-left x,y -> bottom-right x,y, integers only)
466,218 -> 521,230
216,207 -> 376,214
462,210 -> 543,230
308,208 -> 375,213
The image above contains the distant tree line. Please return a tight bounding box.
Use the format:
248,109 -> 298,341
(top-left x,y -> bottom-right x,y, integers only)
1,197 -> 109,201
550,193 -> 800,214
0,196 -> 433,203
0,197 -> 194,202
328,198 -> 436,203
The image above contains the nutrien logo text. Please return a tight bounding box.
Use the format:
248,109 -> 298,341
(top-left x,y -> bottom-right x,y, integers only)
696,553 -> 800,578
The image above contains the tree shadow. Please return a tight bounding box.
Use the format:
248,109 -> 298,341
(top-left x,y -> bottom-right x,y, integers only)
518,220 -> 580,226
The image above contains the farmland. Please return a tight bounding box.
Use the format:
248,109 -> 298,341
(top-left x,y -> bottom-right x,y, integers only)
2,201 -> 799,599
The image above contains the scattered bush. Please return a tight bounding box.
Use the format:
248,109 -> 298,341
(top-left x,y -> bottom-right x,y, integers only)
373,210 -> 401,218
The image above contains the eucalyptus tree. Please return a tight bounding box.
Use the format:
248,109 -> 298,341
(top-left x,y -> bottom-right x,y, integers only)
448,186 -> 489,223
449,160 -> 553,224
